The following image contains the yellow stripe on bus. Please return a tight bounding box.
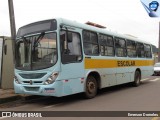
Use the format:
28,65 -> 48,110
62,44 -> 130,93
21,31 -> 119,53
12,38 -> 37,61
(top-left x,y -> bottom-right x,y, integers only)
84,58 -> 154,69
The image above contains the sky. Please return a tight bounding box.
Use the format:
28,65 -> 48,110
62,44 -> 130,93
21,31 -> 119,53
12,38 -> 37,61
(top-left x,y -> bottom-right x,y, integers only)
0,0 -> 160,47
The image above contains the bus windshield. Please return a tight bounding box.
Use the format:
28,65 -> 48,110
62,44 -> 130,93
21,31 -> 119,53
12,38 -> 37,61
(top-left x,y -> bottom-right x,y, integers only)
15,32 -> 57,70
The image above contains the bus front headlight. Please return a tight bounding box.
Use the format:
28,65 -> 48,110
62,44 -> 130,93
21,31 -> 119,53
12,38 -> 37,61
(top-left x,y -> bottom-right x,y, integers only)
44,72 -> 59,85
14,76 -> 21,84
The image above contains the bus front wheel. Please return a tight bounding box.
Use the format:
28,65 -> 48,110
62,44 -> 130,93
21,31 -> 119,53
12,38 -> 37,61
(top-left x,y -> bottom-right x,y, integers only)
132,70 -> 141,87
84,76 -> 97,99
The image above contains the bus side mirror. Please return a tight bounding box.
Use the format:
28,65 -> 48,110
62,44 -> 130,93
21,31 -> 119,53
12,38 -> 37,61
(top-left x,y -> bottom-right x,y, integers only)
67,32 -> 72,42
60,25 -> 72,42
4,45 -> 7,55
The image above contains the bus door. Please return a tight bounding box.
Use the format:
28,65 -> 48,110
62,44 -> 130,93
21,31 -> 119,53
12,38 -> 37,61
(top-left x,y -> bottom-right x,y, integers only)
59,28 -> 84,95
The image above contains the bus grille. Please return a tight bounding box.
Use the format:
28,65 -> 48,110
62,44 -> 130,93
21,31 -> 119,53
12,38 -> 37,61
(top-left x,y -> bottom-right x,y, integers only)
24,87 -> 40,92
19,73 -> 47,79
23,81 -> 43,84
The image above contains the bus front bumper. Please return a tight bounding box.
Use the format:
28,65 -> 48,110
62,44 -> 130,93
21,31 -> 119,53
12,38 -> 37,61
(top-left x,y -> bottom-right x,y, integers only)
14,80 -> 63,97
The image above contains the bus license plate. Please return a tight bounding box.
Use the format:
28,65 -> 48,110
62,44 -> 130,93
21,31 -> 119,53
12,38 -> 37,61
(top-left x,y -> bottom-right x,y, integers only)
44,88 -> 55,93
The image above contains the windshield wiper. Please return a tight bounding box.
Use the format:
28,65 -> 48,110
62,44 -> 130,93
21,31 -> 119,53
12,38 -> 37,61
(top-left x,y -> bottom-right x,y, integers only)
33,32 -> 45,47
22,36 -> 30,44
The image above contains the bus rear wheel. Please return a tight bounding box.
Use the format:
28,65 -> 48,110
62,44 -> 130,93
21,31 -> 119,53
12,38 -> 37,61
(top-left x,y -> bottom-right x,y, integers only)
132,70 -> 141,87
84,76 -> 97,99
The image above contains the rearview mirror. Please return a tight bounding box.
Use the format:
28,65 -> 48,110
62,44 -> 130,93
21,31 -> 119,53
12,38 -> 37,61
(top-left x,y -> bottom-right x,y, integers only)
60,25 -> 72,42
4,45 -> 7,55
67,32 -> 72,42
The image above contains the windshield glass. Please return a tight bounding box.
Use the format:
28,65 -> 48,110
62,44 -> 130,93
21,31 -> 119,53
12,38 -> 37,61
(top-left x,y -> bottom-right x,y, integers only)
15,32 -> 57,70
154,63 -> 160,67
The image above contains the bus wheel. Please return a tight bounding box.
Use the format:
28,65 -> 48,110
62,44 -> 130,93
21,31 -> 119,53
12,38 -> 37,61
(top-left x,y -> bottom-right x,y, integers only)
84,76 -> 97,99
133,70 -> 141,87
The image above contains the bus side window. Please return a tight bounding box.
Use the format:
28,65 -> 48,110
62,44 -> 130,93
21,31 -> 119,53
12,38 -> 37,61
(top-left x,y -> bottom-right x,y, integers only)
136,42 -> 145,58
115,38 -> 127,57
144,44 -> 152,58
127,40 -> 136,57
99,34 -> 114,56
83,30 -> 99,55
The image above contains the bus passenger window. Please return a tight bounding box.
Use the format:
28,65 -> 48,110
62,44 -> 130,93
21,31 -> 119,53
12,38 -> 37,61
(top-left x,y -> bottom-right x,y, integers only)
83,30 -> 99,55
136,43 -> 145,58
115,38 -> 127,57
144,44 -> 152,58
127,40 -> 136,57
99,34 -> 114,56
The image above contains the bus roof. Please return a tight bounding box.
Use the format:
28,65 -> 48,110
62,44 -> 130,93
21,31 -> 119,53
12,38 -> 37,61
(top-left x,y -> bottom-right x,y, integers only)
57,18 -> 151,45
17,18 -> 151,45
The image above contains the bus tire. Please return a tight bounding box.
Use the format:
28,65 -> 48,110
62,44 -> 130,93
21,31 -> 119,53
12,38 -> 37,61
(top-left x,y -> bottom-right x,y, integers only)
132,70 -> 141,87
84,76 -> 97,99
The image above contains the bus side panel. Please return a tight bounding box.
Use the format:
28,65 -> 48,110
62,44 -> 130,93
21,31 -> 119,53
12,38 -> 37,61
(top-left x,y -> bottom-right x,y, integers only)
99,68 -> 116,88
84,58 -> 117,88
116,67 -> 131,85
61,78 -> 84,96
135,59 -> 154,78
130,67 -> 136,82
141,66 -> 154,78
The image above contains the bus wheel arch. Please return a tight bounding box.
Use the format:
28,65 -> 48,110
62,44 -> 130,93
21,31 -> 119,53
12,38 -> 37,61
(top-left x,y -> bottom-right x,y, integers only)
132,68 -> 141,87
84,72 -> 101,99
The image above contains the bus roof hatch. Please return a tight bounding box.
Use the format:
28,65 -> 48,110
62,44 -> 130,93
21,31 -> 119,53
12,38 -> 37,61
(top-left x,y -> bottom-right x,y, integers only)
85,21 -> 106,29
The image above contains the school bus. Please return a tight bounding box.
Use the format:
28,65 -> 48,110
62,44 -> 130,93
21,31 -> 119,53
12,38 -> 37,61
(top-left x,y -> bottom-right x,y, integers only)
14,18 -> 154,98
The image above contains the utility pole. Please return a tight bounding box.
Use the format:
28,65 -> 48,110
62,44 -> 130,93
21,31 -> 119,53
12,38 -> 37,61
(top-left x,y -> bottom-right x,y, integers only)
8,0 -> 16,63
158,22 -> 160,62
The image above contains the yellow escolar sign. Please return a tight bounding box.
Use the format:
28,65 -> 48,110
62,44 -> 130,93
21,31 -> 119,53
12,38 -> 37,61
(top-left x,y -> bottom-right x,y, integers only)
84,59 -> 154,69
117,61 -> 135,67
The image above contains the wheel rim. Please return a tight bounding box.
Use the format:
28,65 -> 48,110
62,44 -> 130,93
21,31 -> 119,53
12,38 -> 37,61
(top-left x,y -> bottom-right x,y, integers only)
87,81 -> 96,94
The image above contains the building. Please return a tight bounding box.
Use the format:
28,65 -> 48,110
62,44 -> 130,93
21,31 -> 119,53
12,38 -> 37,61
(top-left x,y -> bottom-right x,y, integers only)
0,36 -> 14,89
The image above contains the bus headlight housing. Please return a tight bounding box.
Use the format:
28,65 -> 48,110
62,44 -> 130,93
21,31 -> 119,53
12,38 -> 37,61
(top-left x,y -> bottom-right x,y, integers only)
14,76 -> 21,84
44,72 -> 59,85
